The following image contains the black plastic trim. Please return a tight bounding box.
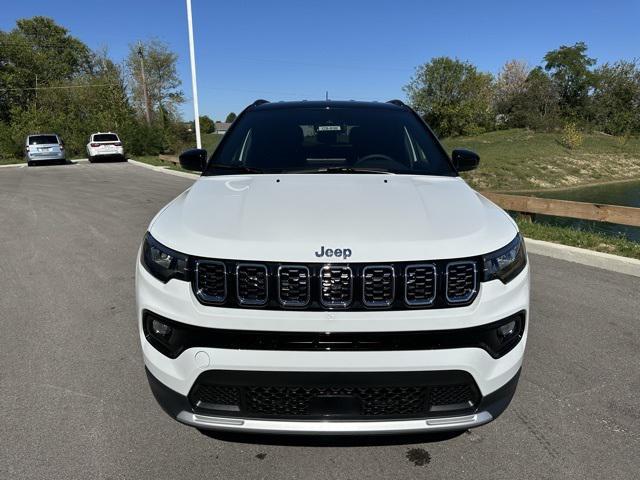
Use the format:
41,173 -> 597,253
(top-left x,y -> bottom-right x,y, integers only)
142,310 -> 526,359
189,257 -> 482,311
144,366 -> 522,426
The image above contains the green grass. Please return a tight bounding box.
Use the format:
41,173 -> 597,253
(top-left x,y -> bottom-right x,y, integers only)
201,133 -> 223,155
440,129 -> 640,191
516,216 -> 640,260
0,157 -> 25,165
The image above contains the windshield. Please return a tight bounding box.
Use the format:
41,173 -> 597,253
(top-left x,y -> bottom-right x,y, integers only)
204,107 -> 455,176
29,135 -> 59,145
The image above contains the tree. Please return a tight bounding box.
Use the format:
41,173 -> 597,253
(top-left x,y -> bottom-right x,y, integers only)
494,60 -> 530,119
509,67 -> 561,131
591,60 -> 640,136
543,42 -> 596,117
404,57 -> 494,137
126,39 -> 184,123
225,112 -> 237,123
199,115 -> 215,134
0,16 -> 92,121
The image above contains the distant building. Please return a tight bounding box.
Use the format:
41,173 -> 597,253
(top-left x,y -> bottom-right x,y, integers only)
215,122 -> 232,135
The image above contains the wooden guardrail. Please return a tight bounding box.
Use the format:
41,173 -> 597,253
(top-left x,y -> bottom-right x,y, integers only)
483,192 -> 640,227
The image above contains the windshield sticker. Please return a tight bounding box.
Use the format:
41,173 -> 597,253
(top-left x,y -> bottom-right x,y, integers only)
317,125 -> 342,132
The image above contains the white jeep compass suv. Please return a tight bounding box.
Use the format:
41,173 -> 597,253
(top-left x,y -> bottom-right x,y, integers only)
136,100 -> 529,435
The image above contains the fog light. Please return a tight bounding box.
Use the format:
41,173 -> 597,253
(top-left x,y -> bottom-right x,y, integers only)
497,320 -> 516,338
151,318 -> 172,338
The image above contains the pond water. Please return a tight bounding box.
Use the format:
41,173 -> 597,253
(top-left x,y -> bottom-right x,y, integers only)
524,180 -> 640,242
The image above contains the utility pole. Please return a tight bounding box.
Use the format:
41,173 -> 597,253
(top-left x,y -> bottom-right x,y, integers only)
137,44 -> 152,125
186,0 -> 202,149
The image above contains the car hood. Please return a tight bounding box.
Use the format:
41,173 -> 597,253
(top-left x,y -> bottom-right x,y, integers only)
149,174 -> 517,262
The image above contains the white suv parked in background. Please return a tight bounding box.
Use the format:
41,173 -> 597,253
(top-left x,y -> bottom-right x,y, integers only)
136,99 -> 529,435
86,132 -> 125,162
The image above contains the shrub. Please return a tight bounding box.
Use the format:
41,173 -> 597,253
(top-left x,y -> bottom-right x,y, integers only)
560,122 -> 584,149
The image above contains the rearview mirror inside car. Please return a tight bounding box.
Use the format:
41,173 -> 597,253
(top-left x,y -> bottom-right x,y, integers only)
451,149 -> 480,172
179,148 -> 207,172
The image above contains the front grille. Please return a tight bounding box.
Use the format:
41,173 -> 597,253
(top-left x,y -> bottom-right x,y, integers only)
320,266 -> 353,307
429,384 -> 477,411
278,266 -> 310,306
190,384 -> 240,412
195,261 -> 226,303
446,262 -> 477,303
362,266 -> 395,307
236,264 -> 268,305
405,264 -> 436,305
188,371 -> 481,420
191,258 -> 480,310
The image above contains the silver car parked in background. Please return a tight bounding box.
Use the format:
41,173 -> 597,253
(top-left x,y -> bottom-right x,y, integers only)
25,133 -> 66,166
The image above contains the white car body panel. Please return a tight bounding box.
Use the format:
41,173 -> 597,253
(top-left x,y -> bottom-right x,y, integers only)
149,174 -> 517,262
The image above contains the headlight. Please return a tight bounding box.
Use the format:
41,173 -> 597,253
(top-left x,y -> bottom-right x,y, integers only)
141,232 -> 189,283
483,234 -> 527,283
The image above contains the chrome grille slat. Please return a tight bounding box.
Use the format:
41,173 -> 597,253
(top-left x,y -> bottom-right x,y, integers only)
236,264 -> 268,306
445,261 -> 477,303
404,264 -> 436,306
362,265 -> 395,307
320,266 -> 353,307
278,265 -> 311,307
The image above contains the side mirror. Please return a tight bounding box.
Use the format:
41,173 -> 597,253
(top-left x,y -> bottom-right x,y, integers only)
452,149 -> 480,172
179,148 -> 207,172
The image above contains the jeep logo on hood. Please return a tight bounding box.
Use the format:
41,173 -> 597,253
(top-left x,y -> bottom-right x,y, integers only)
315,246 -> 352,259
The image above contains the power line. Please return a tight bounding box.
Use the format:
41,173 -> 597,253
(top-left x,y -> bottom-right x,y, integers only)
0,83 -> 119,93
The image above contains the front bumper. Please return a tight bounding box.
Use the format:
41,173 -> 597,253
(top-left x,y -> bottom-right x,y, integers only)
137,257 -> 529,433
146,366 -> 521,434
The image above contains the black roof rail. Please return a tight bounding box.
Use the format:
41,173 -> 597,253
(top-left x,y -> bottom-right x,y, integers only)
386,99 -> 406,107
251,99 -> 270,107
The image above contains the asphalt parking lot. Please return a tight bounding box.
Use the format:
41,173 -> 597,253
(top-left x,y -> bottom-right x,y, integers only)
1,161 -> 639,480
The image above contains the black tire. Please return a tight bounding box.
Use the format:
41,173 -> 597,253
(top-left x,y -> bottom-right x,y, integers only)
88,156 -> 94,163
27,161 -> 34,167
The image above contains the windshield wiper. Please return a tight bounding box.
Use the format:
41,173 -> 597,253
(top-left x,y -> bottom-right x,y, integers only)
208,163 -> 265,174
286,166 -> 395,175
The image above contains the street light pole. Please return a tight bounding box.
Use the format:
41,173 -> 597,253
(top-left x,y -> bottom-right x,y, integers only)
186,0 -> 202,149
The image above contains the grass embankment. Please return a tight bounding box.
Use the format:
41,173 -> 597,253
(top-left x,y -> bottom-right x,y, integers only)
441,128 -> 640,191
0,157 -> 25,165
515,216 -> 640,260
132,133 -> 224,172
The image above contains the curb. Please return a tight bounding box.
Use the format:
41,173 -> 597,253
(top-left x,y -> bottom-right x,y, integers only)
0,159 -> 88,168
524,237 -> 640,278
127,158 -> 200,180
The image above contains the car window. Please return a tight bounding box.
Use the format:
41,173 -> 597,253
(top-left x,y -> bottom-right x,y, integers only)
205,107 -> 454,176
29,135 -> 59,145
93,134 -> 119,142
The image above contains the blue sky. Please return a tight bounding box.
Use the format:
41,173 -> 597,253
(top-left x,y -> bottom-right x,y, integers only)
2,0 -> 639,121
